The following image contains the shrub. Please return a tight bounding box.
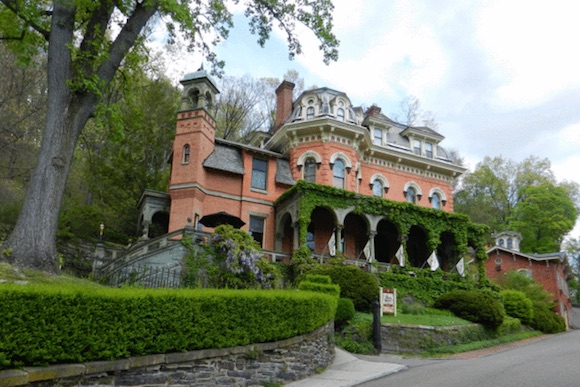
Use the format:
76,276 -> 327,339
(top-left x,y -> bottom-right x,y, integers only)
307,264 -> 379,312
500,290 -> 533,325
298,279 -> 340,298
0,285 -> 337,369
529,304 -> 566,333
434,290 -> 505,330
303,274 -> 332,284
335,298 -> 356,329
496,316 -> 522,336
381,267 -> 480,306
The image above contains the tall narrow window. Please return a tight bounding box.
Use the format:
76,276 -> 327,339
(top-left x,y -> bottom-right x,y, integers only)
183,144 -> 190,163
251,158 -> 267,190
507,238 -> 513,249
373,128 -> 382,146
333,159 -> 345,189
306,106 -> 315,119
406,187 -> 417,204
372,179 -> 383,197
431,193 -> 441,209
304,157 -> 317,183
337,108 -> 345,121
413,140 -> 421,155
498,238 -> 505,247
425,142 -> 433,158
249,216 -> 265,247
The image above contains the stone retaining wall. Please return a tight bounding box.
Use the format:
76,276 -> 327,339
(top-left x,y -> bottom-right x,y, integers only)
0,322 -> 334,386
380,323 -> 486,354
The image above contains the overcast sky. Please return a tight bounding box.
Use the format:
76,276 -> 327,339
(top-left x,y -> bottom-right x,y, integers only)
160,0 -> 580,238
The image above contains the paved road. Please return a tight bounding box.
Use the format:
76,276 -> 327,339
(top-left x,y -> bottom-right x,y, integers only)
359,329 -> 580,387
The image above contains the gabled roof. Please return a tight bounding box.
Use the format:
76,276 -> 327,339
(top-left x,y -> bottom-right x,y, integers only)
487,246 -> 567,263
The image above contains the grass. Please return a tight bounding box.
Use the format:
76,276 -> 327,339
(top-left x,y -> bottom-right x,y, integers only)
423,330 -> 543,357
0,262 -> 103,288
353,309 -> 473,327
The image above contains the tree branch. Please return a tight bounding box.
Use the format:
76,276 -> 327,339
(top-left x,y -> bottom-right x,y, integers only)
0,0 -> 50,41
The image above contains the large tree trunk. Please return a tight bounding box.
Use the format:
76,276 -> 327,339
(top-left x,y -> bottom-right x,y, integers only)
2,0 -> 158,273
3,1 -> 95,273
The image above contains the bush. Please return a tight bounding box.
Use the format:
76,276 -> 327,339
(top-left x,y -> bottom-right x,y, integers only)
0,284 -> 337,369
303,274 -> 332,284
434,290 -> 505,330
307,264 -> 379,312
335,298 -> 356,329
381,267 -> 481,306
496,316 -> 523,336
298,278 -> 340,298
500,290 -> 533,325
529,304 -> 566,333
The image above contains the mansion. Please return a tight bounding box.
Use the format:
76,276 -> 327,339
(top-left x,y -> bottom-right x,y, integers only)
137,68 -> 486,271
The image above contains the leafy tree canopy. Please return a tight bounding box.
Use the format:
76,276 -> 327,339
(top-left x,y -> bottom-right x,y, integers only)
0,0 -> 339,272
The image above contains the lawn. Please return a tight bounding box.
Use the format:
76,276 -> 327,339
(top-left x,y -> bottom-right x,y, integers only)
0,262 -> 103,287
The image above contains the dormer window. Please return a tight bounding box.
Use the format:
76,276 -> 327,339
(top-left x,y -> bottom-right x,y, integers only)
425,142 -> 433,158
306,106 -> 314,119
373,128 -> 382,146
413,140 -> 421,156
337,108 -> 345,121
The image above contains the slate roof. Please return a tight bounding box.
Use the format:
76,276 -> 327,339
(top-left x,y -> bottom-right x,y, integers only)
203,143 -> 245,174
276,159 -> 296,186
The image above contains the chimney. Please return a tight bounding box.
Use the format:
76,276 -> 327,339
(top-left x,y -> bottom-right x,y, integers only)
274,80 -> 295,132
366,105 -> 381,116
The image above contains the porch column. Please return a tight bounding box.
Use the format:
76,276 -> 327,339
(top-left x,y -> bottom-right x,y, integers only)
292,221 -> 300,250
367,231 -> 377,262
337,225 -> 344,254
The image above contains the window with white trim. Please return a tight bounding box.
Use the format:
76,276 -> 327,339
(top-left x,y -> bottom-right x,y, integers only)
304,157 -> 317,183
373,128 -> 382,146
306,106 -> 314,119
372,179 -> 383,197
431,193 -> 441,209
413,140 -> 421,155
425,142 -> 433,158
406,187 -> 417,204
333,159 -> 345,189
337,108 -> 345,121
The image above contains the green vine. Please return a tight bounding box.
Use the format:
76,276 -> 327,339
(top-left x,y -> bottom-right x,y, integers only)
276,181 -> 490,280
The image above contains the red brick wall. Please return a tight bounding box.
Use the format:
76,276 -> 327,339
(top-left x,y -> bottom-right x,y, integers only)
485,250 -> 571,316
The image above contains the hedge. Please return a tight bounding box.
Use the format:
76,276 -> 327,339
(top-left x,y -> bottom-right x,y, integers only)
0,284 -> 337,369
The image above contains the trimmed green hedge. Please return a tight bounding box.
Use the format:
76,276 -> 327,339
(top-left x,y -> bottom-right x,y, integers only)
0,284 -> 337,369
434,290 -> 505,330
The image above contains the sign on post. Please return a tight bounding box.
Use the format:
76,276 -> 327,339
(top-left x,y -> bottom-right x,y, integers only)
380,287 -> 397,316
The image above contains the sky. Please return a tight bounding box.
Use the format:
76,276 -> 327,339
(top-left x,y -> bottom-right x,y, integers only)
157,0 -> 580,238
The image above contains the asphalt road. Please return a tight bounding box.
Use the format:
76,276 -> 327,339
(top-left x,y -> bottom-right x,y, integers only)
358,329 -> 580,387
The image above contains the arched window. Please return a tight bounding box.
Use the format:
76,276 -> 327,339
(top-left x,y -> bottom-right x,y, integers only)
304,157 -> 317,183
333,159 -> 345,189
306,106 -> 315,119
183,144 -> 190,164
431,193 -> 441,209
372,179 -> 383,197
406,187 -> 417,204
337,108 -> 345,121
507,238 -> 513,249
498,238 -> 505,247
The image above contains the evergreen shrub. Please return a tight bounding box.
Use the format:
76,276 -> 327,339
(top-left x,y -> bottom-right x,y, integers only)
298,278 -> 340,298
0,284 -> 336,369
500,290 -> 533,325
434,289 -> 505,329
307,264 -> 379,312
529,304 -> 566,333
334,298 -> 355,329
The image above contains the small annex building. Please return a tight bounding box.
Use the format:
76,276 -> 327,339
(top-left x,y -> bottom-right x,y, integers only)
132,68 -> 489,277
486,231 -> 572,326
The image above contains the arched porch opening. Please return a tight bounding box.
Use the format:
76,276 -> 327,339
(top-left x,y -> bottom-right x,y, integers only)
149,211 -> 169,238
437,231 -> 458,272
343,213 -> 368,260
375,219 -> 399,264
407,225 -> 429,268
308,207 -> 336,255
280,213 -> 294,254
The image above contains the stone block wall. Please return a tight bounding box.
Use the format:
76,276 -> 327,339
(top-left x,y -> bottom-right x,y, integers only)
1,322 -> 334,387
380,323 -> 487,354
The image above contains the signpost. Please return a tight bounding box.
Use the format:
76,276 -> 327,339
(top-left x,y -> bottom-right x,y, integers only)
380,287 -> 397,316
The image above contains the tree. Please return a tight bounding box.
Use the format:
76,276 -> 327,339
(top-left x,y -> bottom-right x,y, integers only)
454,156 -> 561,233
508,183 -> 577,254
391,95 -> 438,129
563,237 -> 580,303
0,0 -> 339,272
